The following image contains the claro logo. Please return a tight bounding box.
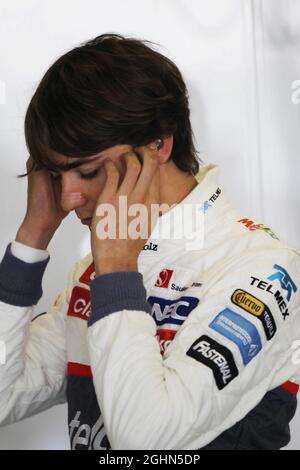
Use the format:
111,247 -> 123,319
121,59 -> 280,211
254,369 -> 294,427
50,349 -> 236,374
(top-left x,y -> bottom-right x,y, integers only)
67,287 -> 91,321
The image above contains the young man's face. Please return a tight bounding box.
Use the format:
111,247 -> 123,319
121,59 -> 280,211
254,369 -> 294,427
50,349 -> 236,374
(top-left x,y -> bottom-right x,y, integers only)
49,144 -> 132,226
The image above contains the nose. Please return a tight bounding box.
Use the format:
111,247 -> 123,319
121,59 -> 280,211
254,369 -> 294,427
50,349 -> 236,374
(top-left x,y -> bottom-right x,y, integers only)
60,175 -> 87,212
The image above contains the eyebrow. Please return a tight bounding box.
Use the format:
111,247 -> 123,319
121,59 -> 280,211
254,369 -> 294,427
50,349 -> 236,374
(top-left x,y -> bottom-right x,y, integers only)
51,156 -> 101,171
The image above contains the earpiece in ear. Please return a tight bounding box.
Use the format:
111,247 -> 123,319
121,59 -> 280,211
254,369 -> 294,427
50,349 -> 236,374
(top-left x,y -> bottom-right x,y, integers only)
154,138 -> 163,150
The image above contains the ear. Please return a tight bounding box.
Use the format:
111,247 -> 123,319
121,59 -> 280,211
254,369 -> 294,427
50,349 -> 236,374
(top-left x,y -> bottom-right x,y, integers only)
148,135 -> 173,164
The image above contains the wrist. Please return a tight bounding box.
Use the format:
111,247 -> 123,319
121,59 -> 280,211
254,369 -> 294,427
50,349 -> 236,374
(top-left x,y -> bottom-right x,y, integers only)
94,259 -> 138,276
15,224 -> 56,250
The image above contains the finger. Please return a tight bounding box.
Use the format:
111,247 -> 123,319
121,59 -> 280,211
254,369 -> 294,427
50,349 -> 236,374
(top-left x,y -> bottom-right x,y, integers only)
100,160 -> 120,200
133,146 -> 159,196
118,152 -> 141,196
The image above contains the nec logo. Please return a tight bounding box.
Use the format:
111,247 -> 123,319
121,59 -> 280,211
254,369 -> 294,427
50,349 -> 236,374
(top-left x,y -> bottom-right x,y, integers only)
67,286 -> 91,321
155,269 -> 174,288
267,264 -> 297,302
148,296 -> 199,326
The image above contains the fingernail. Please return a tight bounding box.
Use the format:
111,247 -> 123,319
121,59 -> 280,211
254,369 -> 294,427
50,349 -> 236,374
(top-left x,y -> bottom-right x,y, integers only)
148,143 -> 157,150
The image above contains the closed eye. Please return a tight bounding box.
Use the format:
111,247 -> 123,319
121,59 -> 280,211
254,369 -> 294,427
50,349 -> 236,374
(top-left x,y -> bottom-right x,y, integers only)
50,169 -> 99,180
79,169 -> 99,180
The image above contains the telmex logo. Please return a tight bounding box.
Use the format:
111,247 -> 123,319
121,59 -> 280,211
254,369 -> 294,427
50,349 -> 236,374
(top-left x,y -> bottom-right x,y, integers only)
231,289 -> 265,316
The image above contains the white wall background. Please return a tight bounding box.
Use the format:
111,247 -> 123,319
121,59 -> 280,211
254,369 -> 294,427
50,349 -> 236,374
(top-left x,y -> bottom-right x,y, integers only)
0,0 -> 299,450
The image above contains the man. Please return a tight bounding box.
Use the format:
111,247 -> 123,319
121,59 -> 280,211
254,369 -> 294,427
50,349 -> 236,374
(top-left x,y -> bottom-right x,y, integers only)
0,33 -> 299,450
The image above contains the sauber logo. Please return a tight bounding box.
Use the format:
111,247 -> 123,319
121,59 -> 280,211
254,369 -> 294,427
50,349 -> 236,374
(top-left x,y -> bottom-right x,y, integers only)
79,262 -> 96,286
67,286 -> 91,320
155,269 -> 174,288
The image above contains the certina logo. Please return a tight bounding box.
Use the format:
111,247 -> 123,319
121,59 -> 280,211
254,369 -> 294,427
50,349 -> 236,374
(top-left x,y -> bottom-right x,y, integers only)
186,335 -> 239,390
231,289 -> 276,340
238,218 -> 278,240
199,187 -> 222,214
69,411 -> 110,450
67,286 -> 91,320
143,242 -> 158,252
155,269 -> 174,288
251,265 -> 297,320
148,296 -> 199,326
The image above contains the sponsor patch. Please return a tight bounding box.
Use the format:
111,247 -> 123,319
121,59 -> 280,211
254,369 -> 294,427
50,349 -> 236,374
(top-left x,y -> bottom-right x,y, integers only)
155,269 -> 174,288
67,286 -> 91,321
156,329 -> 177,355
187,335 -> 238,390
250,267 -> 297,320
148,296 -> 199,326
199,188 -> 222,214
209,308 -> 262,365
267,264 -> 297,302
79,262 -> 96,286
231,289 -> 276,340
238,218 -> 279,240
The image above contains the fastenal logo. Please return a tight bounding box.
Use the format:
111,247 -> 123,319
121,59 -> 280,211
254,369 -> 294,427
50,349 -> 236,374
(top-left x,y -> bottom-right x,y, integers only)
291,80 -> 300,105
0,340 -> 6,365
186,335 -> 239,390
267,264 -> 297,302
231,289 -> 265,316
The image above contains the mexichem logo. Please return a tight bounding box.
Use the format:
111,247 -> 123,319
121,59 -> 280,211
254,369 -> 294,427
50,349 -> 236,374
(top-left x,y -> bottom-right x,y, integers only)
155,269 -> 174,288
238,218 -> 279,240
267,264 -> 297,302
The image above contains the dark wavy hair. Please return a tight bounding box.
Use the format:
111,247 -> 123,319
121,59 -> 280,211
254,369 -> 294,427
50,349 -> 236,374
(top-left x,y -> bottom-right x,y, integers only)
19,33 -> 200,178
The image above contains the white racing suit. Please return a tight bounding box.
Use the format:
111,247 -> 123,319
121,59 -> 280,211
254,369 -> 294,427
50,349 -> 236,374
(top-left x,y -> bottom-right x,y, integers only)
0,163 -> 300,450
